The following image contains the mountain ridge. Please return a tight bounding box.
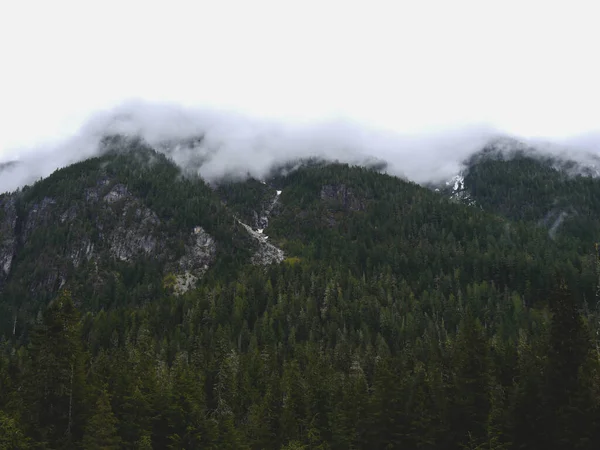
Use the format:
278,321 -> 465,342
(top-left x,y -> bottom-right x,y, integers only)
3,133 -> 600,319
2,132 -> 600,448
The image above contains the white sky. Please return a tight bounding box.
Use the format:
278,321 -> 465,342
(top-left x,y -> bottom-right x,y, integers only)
1,0 -> 599,158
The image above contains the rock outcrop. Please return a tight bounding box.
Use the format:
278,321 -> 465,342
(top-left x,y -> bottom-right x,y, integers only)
320,184 -> 365,212
238,221 -> 284,266
0,178 -> 219,298
0,194 -> 18,288
171,226 -> 217,294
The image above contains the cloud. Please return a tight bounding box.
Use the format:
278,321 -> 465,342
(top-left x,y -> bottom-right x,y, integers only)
2,3 -> 600,194
0,100 -> 599,195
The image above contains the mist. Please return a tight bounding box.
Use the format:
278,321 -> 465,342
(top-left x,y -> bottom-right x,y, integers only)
3,3 -> 600,194
1,100 -> 599,195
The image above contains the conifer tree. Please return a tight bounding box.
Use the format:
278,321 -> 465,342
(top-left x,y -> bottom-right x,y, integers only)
22,289 -> 86,447
82,388 -> 121,450
449,310 -> 491,449
0,411 -> 30,450
542,280 -> 593,449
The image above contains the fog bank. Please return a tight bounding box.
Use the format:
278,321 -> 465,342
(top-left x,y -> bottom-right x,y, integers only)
1,101 -> 599,194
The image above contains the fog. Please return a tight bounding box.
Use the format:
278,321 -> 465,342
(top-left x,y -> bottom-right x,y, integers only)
0,100 -> 494,193
2,3 -> 600,193
1,100 -> 599,195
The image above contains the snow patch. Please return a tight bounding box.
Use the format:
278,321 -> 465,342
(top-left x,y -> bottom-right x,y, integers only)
443,173 -> 476,206
256,189 -> 283,230
445,174 -> 465,191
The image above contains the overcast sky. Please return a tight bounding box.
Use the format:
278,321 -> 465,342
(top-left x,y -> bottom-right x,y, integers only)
0,0 -> 599,159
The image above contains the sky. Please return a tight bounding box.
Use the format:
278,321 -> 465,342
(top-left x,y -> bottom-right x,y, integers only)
1,1 -> 599,190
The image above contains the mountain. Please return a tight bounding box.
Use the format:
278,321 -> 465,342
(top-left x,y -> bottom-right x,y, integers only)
1,134 -> 600,448
0,136 -> 287,332
436,137 -> 600,251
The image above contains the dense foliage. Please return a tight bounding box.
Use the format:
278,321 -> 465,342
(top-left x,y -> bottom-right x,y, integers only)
1,146 -> 600,448
462,149 -> 600,252
0,141 -> 255,337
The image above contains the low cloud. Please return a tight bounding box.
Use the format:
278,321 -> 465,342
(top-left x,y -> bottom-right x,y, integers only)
1,100 -> 599,195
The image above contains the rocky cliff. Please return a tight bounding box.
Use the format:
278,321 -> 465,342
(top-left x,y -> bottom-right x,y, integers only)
0,142 -> 287,332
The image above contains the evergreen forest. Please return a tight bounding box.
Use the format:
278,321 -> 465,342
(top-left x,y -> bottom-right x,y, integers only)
1,140 -> 600,449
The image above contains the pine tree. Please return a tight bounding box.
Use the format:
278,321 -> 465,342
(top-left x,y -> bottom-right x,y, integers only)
163,354 -> 210,449
0,410 -> 31,450
366,356 -> 406,449
509,329 -> 546,450
404,363 -> 438,449
280,360 -> 308,444
82,388 -> 121,450
22,289 -> 86,447
330,360 -> 368,450
246,374 -> 282,450
449,310 -> 491,449
136,433 -> 153,450
542,280 -> 594,449
118,385 -> 153,448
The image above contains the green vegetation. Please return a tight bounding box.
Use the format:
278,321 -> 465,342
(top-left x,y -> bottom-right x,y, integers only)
1,144 -> 600,448
462,149 -> 600,251
0,140 -> 255,336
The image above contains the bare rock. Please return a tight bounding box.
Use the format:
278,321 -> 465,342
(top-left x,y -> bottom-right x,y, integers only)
108,205 -> 160,261
0,195 -> 18,283
103,184 -> 130,203
172,226 -> 217,294
238,221 -> 284,266
320,184 -> 365,211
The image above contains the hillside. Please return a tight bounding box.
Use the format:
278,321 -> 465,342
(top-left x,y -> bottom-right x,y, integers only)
434,139 -> 600,251
1,137 -> 600,449
0,137 -> 286,335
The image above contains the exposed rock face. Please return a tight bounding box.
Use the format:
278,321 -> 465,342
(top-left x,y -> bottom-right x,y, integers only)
0,178 -> 219,298
60,205 -> 79,224
320,184 -> 365,212
252,240 -> 284,266
319,184 -> 366,228
174,272 -> 198,295
22,197 -> 56,242
230,188 -> 285,266
172,226 -> 217,294
103,183 -> 129,203
69,239 -> 94,268
238,221 -> 284,266
0,194 -> 18,287
255,190 -> 282,230
107,204 -> 161,262
179,226 -> 217,272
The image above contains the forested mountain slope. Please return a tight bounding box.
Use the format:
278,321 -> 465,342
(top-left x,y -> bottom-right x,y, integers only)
0,137 -> 261,336
1,137 -> 600,449
440,139 -> 600,252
